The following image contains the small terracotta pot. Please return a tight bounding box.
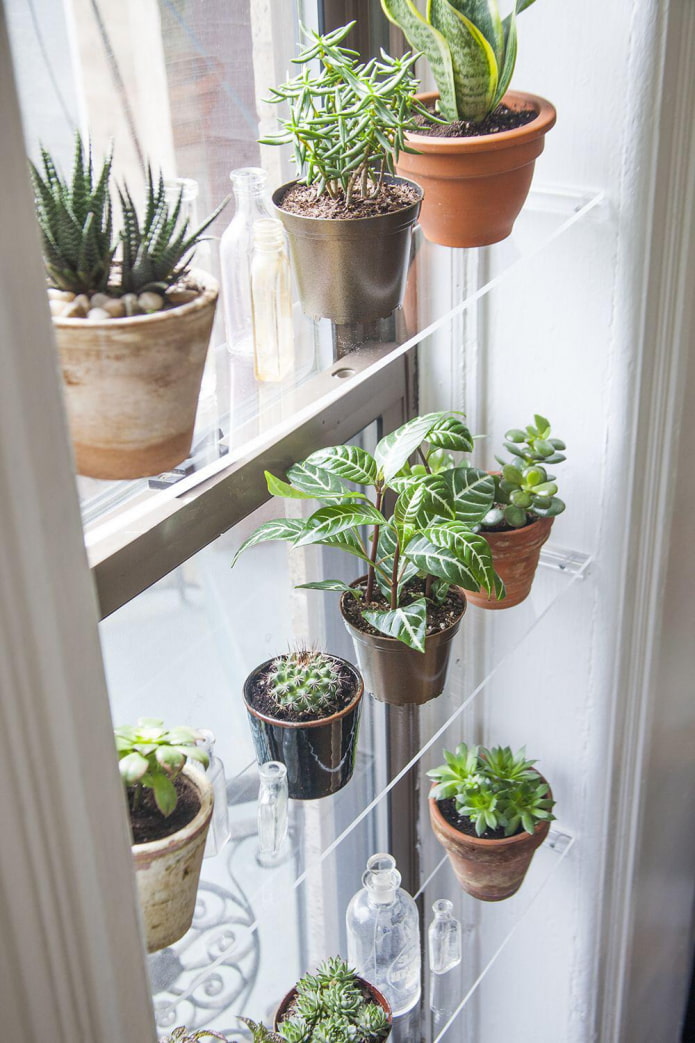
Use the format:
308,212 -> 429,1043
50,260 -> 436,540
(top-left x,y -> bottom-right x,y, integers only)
53,270 -> 218,480
340,581 -> 466,706
466,515 -> 553,610
132,764 -> 213,953
429,778 -> 552,901
243,656 -> 364,800
396,90 -> 556,248
274,975 -> 392,1038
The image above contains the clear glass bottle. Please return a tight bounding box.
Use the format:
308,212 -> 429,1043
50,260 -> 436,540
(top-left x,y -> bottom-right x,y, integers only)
428,899 -> 462,1019
250,218 -> 294,382
257,761 -> 288,867
195,730 -> 230,858
219,167 -> 272,351
346,852 -> 421,1017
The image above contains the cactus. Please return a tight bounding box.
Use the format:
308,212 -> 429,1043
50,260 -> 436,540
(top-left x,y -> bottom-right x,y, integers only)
278,956 -> 390,1043
266,651 -> 345,717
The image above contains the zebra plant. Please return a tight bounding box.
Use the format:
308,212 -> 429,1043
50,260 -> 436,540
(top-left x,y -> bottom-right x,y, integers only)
232,411 -> 504,652
381,0 -> 539,123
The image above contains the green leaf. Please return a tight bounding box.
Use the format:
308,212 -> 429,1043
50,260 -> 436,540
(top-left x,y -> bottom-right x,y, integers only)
302,444 -> 379,485
286,460 -> 352,499
294,503 -> 386,546
151,773 -> 178,817
405,534 -> 480,590
430,0 -> 498,123
362,598 -> 428,652
375,412 -> 445,483
381,0 -> 458,121
296,578 -> 357,593
231,518 -> 306,565
448,0 -> 504,68
425,414 -> 474,452
118,751 -> 149,785
402,473 -> 456,526
493,4 -> 517,107
264,471 -> 318,500
155,746 -> 185,774
446,467 -> 496,523
421,522 -> 502,596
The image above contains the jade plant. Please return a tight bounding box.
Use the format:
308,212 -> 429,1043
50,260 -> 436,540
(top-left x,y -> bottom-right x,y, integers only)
381,0 -> 539,123
30,132 -> 226,301
482,414 -> 567,529
261,21 -> 430,205
428,742 -> 555,836
265,650 -> 346,717
276,956 -> 390,1043
115,717 -> 209,818
232,411 -> 504,652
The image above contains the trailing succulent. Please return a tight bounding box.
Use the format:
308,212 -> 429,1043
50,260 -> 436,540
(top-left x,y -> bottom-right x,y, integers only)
30,131 -> 225,299
261,21 -> 430,205
265,650 -> 346,717
232,410 -> 505,653
381,0 -> 539,123
277,957 -> 390,1043
428,742 -> 555,837
482,414 -> 567,529
115,717 -> 209,818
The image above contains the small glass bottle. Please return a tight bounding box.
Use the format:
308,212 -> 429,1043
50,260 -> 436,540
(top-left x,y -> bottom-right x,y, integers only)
250,218 -> 294,382
257,761 -> 289,866
219,167 -> 272,351
346,853 -> 421,1017
196,730 -> 231,858
428,899 -> 462,1018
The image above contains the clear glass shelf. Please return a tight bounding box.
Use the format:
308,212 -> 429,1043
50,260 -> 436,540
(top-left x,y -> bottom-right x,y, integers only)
147,545 -> 589,1036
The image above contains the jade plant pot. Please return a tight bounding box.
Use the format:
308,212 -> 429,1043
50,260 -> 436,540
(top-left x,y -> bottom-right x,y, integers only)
396,91 -> 556,248
243,655 -> 364,800
466,516 -> 554,610
272,176 -> 422,324
340,581 -> 467,706
429,777 -> 552,901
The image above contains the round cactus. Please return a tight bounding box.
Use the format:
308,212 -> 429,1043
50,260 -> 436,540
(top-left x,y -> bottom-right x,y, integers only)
266,650 -> 344,716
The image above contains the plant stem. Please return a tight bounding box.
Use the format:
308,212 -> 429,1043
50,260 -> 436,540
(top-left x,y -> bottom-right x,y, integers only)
390,542 -> 400,610
365,486 -> 383,603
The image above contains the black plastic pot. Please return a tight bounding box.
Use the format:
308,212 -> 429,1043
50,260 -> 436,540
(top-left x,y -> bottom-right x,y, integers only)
272,176 -> 423,325
243,656 -> 364,800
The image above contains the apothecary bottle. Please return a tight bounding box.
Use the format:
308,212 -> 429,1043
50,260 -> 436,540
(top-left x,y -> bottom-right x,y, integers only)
219,167 -> 272,351
346,852 -> 421,1016
195,729 -> 230,858
250,218 -> 294,382
257,760 -> 288,866
428,898 -> 462,1018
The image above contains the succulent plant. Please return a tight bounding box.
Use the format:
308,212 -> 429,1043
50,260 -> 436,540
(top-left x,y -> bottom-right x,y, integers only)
265,650 -> 346,717
237,1019 -> 284,1042
261,21 -> 430,206
115,717 -> 209,817
29,133 -> 115,294
427,742 -> 555,837
482,414 -> 567,529
233,411 -> 504,653
381,0 -> 539,123
277,956 -> 390,1043
159,1028 -> 229,1043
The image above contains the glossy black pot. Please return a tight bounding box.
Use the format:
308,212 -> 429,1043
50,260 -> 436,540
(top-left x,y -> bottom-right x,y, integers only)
243,655 -> 364,800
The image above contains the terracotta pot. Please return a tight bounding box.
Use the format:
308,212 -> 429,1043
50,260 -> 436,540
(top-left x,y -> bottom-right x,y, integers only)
340,582 -> 466,706
466,515 -> 554,610
396,91 -> 556,248
274,975 -> 392,1038
272,177 -> 422,324
429,777 -> 552,901
132,764 -> 213,953
53,269 -> 218,480
243,656 -> 364,800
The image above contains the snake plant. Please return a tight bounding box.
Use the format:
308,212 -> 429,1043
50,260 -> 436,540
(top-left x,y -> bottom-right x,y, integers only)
381,0 -> 539,123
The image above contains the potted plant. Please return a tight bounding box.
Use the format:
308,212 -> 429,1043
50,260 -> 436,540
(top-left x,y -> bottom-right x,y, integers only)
272,956 -> 392,1041
233,411 -> 504,705
427,742 -> 555,900
243,649 -> 365,800
260,21 -> 428,325
160,1030 -> 230,1042
115,718 -> 213,953
380,0 -> 557,247
30,134 -> 226,479
466,414 -> 567,609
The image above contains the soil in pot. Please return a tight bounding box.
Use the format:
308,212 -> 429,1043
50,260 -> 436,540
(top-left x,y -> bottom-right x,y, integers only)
127,773 -> 201,844
276,179 -> 421,219
341,577 -> 464,639
412,101 -> 537,139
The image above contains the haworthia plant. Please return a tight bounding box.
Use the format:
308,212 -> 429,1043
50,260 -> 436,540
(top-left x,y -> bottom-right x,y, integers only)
232,411 -> 505,652
381,0 -> 538,123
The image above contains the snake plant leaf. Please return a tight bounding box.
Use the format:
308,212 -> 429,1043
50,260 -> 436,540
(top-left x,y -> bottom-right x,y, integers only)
446,467 -> 496,524
448,0 -> 504,66
405,534 -> 481,590
363,598 -> 428,652
302,444 -> 379,486
294,503 -> 387,546
493,4 -> 517,106
430,0 -> 499,123
231,518 -> 307,566
375,412 -> 446,483
381,0 -> 458,122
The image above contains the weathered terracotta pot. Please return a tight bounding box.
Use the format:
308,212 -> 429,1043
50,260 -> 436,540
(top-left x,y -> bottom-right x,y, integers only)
466,516 -> 553,610
53,269 -> 218,480
243,655 -> 364,800
396,90 -> 556,248
340,582 -> 466,706
272,176 -> 422,324
429,778 -> 552,901
132,764 -> 213,953
274,975 -> 392,1038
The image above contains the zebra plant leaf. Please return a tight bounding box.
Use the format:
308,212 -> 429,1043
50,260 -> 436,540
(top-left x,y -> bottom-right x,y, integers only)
446,467 -> 496,523
421,523 -> 503,596
264,471 -> 320,500
375,524 -> 420,599
231,518 -> 306,565
426,414 -> 475,453
286,461 -> 354,500
430,0 -> 498,123
405,534 -> 481,590
381,0 -> 458,122
302,444 -> 379,486
401,473 -> 455,527
294,503 -> 387,546
363,598 -> 428,652
375,412 -> 449,483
